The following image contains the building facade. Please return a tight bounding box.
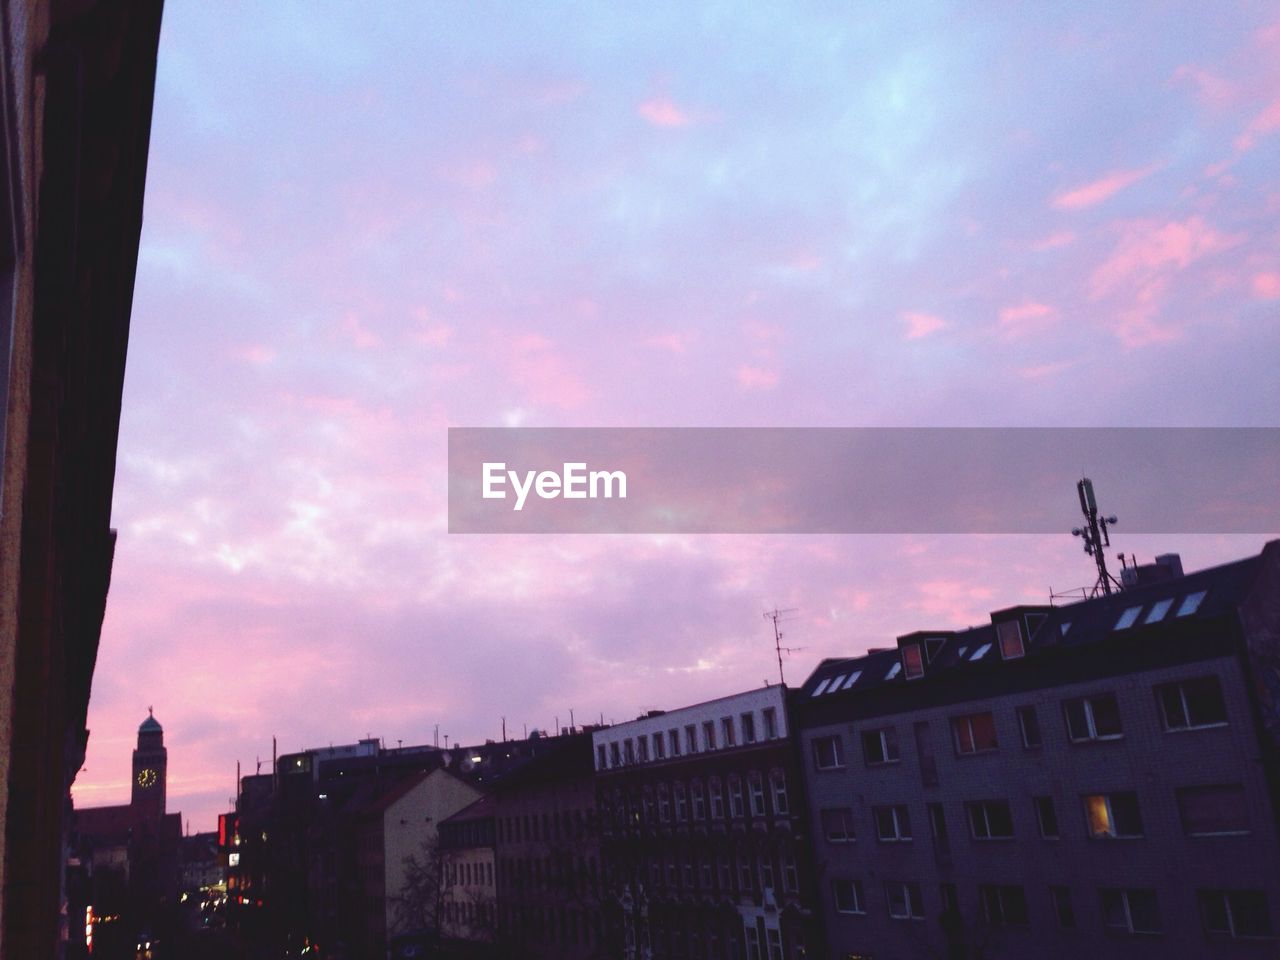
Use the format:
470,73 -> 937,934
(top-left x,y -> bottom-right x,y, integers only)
794,542 -> 1280,960
440,794 -> 497,944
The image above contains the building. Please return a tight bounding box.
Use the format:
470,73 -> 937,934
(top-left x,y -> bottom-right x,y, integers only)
593,687 -> 819,960
0,0 -> 163,955
794,541 -> 1280,960
440,794 -> 497,945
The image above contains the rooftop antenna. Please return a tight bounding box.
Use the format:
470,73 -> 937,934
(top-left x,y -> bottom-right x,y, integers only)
1071,477 -> 1121,597
763,608 -> 803,685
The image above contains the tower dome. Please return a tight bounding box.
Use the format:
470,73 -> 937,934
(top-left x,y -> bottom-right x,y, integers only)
138,707 -> 162,734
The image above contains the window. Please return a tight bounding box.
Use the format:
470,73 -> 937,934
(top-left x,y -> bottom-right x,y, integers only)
1051,886 -> 1076,928
624,739 -> 635,765
742,712 -> 756,743
928,803 -> 947,842
1177,590 -> 1207,617
821,807 -> 856,843
874,805 -> 912,842
609,742 -> 621,767
762,707 -> 778,739
997,619 -> 1025,660
783,856 -> 798,893
738,856 -> 753,890
766,927 -> 783,960
862,727 -> 900,765
684,724 -> 696,754
1017,706 -> 1042,748
744,924 -> 761,960
1084,792 -> 1143,838
1064,693 -> 1122,741
940,882 -> 959,914
841,670 -> 863,690
969,642 -> 992,661
886,880 -> 925,920
770,770 -> 789,815
1113,605 -> 1142,630
702,721 -> 716,751
828,673 -> 846,692
811,678 -> 831,697
658,783 -> 671,822
834,878 -> 865,914
1144,598 -> 1173,623
596,745 -> 607,769
812,735 -> 845,770
967,800 -> 1014,840
748,772 -> 766,816
709,777 -> 724,818
902,642 -> 924,679
1199,890 -> 1272,939
759,857 -> 774,891
668,729 -> 680,756
885,661 -> 902,680
1034,796 -> 1059,838
722,717 -> 736,747
729,776 -> 745,818
1101,889 -> 1161,934
691,779 -> 706,820
637,737 -> 649,762
652,733 -> 664,760
1157,676 -> 1227,731
979,885 -> 1029,926
674,782 -> 688,821
1177,783 -> 1250,836
952,712 -> 998,754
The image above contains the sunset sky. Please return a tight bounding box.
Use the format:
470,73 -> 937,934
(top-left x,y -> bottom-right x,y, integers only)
72,3 -> 1280,830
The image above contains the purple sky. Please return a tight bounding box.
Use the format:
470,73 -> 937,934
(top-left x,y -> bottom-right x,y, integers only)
72,4 -> 1280,830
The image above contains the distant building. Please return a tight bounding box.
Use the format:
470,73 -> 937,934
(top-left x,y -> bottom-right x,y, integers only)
794,541 -> 1280,960
593,687 -> 819,960
440,794 -> 497,944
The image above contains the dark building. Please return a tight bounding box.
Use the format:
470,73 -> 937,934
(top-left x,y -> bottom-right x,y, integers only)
794,541 -> 1280,960
440,794 -> 497,946
593,687 -> 820,960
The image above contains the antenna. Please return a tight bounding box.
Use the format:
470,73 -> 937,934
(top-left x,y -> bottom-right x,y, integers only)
763,608 -> 803,685
1070,477 -> 1121,596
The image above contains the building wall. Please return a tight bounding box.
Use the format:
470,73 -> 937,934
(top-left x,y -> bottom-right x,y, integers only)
442,846 -> 496,941
801,652 -> 1280,960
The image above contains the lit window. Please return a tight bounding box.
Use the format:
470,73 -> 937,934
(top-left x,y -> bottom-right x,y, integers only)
861,727 -> 900,765
1084,792 -> 1144,838
1064,693 -> 1122,742
873,805 -> 912,842
952,712 -> 998,754
885,880 -> 924,919
969,643 -> 992,661
1177,784 -> 1249,836
834,878 -> 864,914
979,885 -> 1029,926
996,620 -> 1025,660
1199,890 -> 1273,939
1101,889 -> 1161,934
811,678 -> 832,697
1143,598 -> 1173,623
821,807 -> 856,843
1113,605 -> 1142,630
812,735 -> 845,770
885,661 -> 902,680
966,800 -> 1014,840
1177,590 -> 1208,617
1157,677 -> 1227,731
841,671 -> 863,690
1017,706 -> 1042,748
902,643 -> 924,679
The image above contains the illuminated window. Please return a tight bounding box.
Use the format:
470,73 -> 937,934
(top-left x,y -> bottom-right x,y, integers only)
951,712 -> 998,754
902,643 -> 924,679
1101,889 -> 1161,934
841,671 -> 863,690
969,643 -> 992,661
1113,605 -> 1142,630
1084,792 -> 1143,838
1177,784 -> 1249,836
821,807 -> 856,843
1157,676 -> 1227,730
812,735 -> 845,770
1177,590 -> 1208,617
885,880 -> 925,919
1064,693 -> 1122,742
873,805 -> 912,842
996,620 -> 1025,659
828,673 -> 847,691
811,678 -> 832,697
1199,890 -> 1272,939
834,878 -> 865,914
979,884 -> 1029,926
861,727 -> 900,765
966,800 -> 1014,840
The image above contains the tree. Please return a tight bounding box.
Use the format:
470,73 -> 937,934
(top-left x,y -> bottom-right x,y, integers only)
391,835 -> 445,941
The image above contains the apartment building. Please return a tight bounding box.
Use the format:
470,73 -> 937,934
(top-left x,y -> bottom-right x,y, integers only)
794,541 -> 1280,960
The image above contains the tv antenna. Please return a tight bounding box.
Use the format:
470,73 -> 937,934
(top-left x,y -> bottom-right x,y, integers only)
1071,477 -> 1121,596
764,608 -> 803,685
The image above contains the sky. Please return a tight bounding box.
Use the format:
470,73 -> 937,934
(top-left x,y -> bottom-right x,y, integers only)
71,3 -> 1280,831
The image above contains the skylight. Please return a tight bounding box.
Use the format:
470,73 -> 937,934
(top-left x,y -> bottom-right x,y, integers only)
956,646 -> 968,659
1059,622 -> 1072,636
1113,605 -> 1142,630
1176,590 -> 1207,617
811,678 -> 831,697
969,643 -> 992,662
841,671 -> 862,690
828,674 -> 846,691
1143,598 -> 1173,624
885,662 -> 902,680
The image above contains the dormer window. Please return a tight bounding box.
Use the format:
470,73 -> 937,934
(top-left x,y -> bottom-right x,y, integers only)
841,671 -> 863,690
1176,590 -> 1207,617
1144,598 -> 1173,624
1114,606 -> 1143,630
811,678 -> 832,697
996,620 -> 1025,660
902,643 -> 924,680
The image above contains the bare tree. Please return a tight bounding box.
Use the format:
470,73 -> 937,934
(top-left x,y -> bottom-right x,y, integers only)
391,835 -> 445,940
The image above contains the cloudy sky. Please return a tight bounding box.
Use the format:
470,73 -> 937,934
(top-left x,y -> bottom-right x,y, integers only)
72,3 -> 1280,829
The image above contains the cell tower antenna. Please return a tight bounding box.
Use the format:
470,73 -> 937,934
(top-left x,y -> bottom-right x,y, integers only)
764,607 -> 803,685
1070,477 -> 1122,597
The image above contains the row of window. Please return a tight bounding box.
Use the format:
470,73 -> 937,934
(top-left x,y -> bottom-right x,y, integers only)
446,858 -> 493,888
499,853 -> 599,893
496,807 -> 594,845
630,850 -> 802,897
606,770 -> 791,827
831,880 -> 1270,939
820,783 -> 1250,844
813,676 -> 1228,770
598,707 -> 781,770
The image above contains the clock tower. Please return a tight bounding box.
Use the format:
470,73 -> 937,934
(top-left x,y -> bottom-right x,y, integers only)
131,708 -> 167,821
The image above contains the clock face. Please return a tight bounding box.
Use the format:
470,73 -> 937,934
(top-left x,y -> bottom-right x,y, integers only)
137,767 -> 158,788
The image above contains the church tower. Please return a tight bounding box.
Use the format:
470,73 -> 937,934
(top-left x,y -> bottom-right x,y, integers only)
130,708 -> 167,821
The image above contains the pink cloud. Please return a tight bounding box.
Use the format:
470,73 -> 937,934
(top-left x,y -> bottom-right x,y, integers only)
1032,230 -> 1075,251
736,365 -> 779,390
998,301 -> 1057,336
1234,97 -> 1280,152
1253,272 -> 1280,299
902,311 -> 945,339
506,334 -> 591,410
1171,65 -> 1236,108
1052,165 -> 1158,210
1018,360 -> 1074,380
646,332 -> 694,355
638,96 -> 695,128
339,312 -> 381,349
